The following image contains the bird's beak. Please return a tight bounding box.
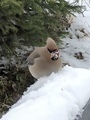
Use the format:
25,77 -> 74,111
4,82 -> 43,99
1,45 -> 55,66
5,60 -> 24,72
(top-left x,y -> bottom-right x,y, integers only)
51,50 -> 60,61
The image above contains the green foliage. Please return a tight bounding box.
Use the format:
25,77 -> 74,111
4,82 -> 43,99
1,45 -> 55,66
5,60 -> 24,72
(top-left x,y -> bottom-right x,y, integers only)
0,0 -> 23,34
0,0 -> 85,46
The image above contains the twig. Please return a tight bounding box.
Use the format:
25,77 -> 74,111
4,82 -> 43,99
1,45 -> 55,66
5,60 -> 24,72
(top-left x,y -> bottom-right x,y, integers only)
59,43 -> 69,49
2,37 -> 13,55
1,37 -> 21,68
84,0 -> 90,8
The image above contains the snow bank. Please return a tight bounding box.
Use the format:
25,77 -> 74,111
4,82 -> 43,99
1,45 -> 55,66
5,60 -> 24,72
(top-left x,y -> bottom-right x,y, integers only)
1,66 -> 90,120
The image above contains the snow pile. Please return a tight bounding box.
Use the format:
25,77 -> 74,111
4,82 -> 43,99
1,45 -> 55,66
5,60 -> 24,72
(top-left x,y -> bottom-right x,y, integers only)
1,66 -> 90,120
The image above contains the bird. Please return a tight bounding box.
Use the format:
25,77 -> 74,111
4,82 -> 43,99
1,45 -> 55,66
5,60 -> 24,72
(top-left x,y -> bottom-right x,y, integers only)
26,37 -> 62,79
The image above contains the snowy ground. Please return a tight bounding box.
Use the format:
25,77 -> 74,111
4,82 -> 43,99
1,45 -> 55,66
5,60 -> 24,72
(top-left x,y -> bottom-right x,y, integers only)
61,16 -> 90,68
61,0 -> 90,68
1,1 -> 90,120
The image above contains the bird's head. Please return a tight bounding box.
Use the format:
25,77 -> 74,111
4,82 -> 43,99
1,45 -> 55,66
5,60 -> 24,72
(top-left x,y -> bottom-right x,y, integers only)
46,37 -> 60,61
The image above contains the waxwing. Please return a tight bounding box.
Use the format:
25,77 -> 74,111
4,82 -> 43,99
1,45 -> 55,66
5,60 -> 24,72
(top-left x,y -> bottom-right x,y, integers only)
26,37 -> 62,79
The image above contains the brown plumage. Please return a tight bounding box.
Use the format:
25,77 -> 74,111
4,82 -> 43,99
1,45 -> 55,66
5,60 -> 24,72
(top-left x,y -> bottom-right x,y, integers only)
27,37 -> 62,79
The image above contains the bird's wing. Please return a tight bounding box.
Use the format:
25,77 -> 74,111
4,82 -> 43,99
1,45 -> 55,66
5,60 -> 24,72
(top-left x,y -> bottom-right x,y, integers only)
26,47 -> 40,65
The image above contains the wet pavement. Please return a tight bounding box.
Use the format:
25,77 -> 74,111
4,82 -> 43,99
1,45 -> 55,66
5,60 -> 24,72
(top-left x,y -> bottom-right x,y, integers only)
78,99 -> 90,120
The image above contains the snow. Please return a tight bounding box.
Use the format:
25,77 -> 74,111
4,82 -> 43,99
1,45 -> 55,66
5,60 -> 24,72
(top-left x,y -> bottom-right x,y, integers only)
1,1 -> 90,120
61,16 -> 90,68
1,66 -> 90,120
